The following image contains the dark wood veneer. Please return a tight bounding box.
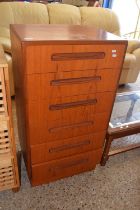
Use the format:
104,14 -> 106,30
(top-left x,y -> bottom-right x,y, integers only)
51,52 -> 105,61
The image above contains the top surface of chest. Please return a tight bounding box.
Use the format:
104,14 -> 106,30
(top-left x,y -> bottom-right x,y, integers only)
10,24 -> 126,45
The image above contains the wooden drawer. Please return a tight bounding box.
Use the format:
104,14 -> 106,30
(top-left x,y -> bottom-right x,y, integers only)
24,69 -> 119,101
27,112 -> 110,145
25,44 -> 126,74
31,149 -> 102,186
26,92 -> 114,125
31,131 -> 105,164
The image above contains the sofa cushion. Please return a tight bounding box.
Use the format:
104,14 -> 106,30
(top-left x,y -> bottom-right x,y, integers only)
0,2 -> 49,28
80,7 -> 120,35
123,53 -> 136,69
127,40 -> 140,53
119,68 -> 136,84
0,26 -> 10,38
119,53 -> 137,84
47,3 -> 81,24
0,37 -> 11,54
0,3 -> 14,28
10,2 -> 49,24
0,26 -> 11,53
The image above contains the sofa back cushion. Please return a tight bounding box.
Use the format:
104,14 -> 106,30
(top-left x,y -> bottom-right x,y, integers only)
47,3 -> 81,24
0,2 -> 49,29
0,2 -> 49,52
0,2 -> 120,53
80,7 -> 120,36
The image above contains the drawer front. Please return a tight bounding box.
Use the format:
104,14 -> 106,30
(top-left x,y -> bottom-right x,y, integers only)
26,92 -> 114,126
25,44 -> 126,74
27,112 -> 110,145
31,149 -> 102,186
24,69 -> 119,101
31,131 -> 106,164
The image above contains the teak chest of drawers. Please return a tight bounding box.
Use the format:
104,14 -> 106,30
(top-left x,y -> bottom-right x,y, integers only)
11,24 -> 127,186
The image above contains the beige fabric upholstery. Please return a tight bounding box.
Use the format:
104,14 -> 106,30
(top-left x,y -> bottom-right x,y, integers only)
0,2 -> 140,95
47,3 -> 81,24
80,7 -> 120,35
0,2 -> 49,27
0,26 -> 10,38
120,50 -> 140,84
123,53 -> 136,69
0,37 -> 11,54
127,40 -> 140,53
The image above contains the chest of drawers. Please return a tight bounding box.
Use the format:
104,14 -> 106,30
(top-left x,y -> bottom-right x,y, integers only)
11,24 -> 127,186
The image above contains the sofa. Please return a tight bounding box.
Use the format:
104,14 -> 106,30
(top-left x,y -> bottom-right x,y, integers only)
0,2 -> 140,95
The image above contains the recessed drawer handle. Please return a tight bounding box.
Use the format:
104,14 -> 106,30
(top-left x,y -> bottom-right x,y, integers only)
50,76 -> 101,86
49,121 -> 94,133
49,158 -> 89,171
51,52 -> 105,61
49,140 -> 90,153
49,99 -> 97,110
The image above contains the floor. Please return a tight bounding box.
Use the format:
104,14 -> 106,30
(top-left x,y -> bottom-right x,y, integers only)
0,77 -> 140,210
0,149 -> 140,210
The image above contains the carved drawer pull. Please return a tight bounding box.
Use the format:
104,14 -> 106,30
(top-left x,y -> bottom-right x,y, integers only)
49,98 -> 97,110
49,158 -> 89,171
49,121 -> 94,133
50,76 -> 101,86
49,140 -> 90,153
51,52 -> 105,61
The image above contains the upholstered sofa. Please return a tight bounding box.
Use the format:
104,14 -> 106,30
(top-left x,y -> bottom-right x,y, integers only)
0,2 -> 140,95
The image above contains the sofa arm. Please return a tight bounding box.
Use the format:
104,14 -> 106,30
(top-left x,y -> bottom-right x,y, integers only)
0,44 -> 8,69
126,39 -> 140,53
0,37 -> 11,54
0,44 -> 15,96
132,47 -> 140,70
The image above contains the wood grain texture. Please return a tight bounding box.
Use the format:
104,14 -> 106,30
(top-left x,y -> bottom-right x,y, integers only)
10,24 -> 127,43
10,30 -> 32,178
31,149 -> 102,186
51,52 -> 105,61
23,69 -> 120,101
24,44 -> 126,74
31,131 -> 106,164
11,24 -> 127,186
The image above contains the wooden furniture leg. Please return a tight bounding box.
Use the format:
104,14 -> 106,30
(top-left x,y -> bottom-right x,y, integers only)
12,151 -> 21,193
100,135 -> 114,166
